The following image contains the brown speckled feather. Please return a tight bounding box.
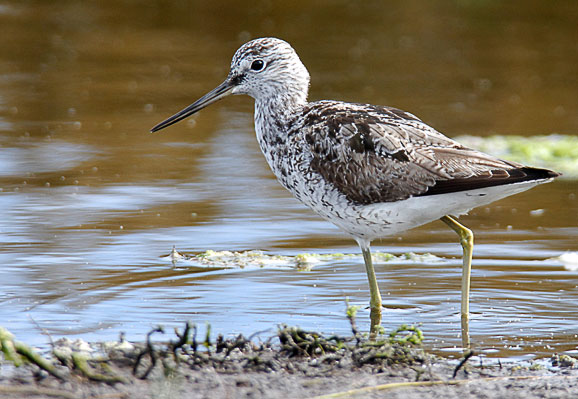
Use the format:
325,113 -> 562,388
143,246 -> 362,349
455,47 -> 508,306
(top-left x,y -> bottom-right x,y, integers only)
299,101 -> 556,205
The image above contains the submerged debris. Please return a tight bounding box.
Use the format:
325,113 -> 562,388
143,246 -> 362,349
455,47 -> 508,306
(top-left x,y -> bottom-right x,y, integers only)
2,322 -> 578,399
128,322 -> 427,377
0,313 -> 427,385
164,249 -> 444,269
551,354 -> 578,368
0,327 -> 66,381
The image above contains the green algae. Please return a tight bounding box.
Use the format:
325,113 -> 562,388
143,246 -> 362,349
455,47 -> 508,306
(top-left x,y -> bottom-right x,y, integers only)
0,327 -> 66,380
167,249 -> 444,269
389,325 -> 424,346
455,134 -> 578,177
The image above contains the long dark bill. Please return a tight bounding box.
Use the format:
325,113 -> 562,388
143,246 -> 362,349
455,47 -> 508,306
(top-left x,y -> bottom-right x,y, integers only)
150,79 -> 234,133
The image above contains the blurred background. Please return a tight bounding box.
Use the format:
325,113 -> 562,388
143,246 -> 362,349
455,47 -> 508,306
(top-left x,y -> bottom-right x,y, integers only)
0,0 -> 576,359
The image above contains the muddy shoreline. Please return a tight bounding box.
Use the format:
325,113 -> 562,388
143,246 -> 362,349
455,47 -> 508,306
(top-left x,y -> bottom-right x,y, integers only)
1,323 -> 577,399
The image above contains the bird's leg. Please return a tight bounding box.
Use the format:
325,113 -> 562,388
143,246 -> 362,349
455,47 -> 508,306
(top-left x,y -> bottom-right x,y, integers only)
360,244 -> 383,336
440,215 -> 473,349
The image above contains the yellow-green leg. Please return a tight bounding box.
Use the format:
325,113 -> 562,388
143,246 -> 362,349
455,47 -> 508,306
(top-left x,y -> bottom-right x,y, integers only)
360,244 -> 383,335
440,215 -> 473,349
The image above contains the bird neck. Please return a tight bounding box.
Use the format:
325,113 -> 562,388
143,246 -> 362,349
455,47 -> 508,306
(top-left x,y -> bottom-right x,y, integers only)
254,90 -> 307,136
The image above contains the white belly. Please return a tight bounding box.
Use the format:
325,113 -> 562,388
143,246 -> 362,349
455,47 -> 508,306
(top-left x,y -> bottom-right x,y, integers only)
301,178 -> 553,241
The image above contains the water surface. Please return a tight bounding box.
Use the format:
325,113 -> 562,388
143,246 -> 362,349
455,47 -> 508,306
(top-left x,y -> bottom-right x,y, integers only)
0,1 -> 577,359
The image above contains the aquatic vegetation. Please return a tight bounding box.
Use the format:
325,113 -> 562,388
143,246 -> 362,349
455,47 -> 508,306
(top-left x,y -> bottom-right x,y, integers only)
455,134 -> 578,178
165,248 -> 444,269
3,322 -> 578,398
0,313 -> 425,385
389,325 -> 424,346
551,354 -> 578,368
0,327 -> 65,380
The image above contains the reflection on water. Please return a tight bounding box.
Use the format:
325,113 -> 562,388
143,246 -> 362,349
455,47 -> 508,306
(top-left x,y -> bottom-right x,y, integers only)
0,0 -> 577,359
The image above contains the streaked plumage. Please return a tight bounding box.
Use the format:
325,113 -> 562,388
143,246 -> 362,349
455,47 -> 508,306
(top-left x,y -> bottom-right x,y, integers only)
151,37 -> 560,345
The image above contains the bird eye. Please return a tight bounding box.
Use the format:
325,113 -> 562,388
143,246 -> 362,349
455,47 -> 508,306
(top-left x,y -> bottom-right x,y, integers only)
250,59 -> 265,71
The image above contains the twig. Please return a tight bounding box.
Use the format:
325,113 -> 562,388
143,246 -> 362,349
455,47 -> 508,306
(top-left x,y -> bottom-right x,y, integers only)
204,322 -> 211,348
248,328 -> 272,341
1,327 -> 66,380
133,326 -> 164,379
28,315 -> 55,347
0,385 -> 76,399
345,299 -> 361,345
171,321 -> 192,361
71,352 -> 127,384
308,375 -> 578,399
191,324 -> 198,353
15,340 -> 67,380
453,350 -> 475,378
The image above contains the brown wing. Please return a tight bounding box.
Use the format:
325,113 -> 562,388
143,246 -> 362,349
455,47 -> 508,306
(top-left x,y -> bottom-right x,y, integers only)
300,101 -> 557,205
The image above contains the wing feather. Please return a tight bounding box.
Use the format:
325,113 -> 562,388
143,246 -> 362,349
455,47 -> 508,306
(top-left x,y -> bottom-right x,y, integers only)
300,101 -> 557,205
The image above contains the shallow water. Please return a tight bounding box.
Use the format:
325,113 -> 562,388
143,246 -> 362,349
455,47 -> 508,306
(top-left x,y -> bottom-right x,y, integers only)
1,1 -> 577,360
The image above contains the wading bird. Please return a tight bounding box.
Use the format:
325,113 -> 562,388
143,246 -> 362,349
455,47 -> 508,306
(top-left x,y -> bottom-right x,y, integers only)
151,38 -> 559,346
